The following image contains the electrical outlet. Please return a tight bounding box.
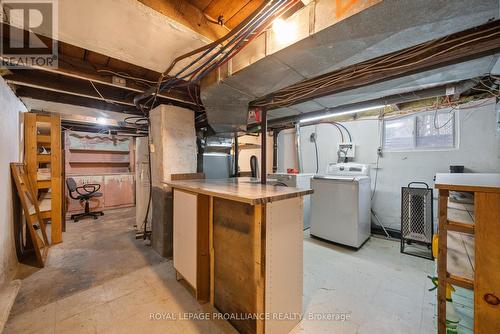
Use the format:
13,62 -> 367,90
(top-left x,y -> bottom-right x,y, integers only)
377,147 -> 383,157
338,142 -> 355,158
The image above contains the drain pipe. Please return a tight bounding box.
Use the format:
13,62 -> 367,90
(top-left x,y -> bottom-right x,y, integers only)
272,130 -> 279,173
295,123 -> 303,173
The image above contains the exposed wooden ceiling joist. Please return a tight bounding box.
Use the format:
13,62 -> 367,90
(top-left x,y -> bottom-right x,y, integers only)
4,69 -> 202,111
1,23 -> 205,116
15,86 -> 142,114
136,0 -> 228,40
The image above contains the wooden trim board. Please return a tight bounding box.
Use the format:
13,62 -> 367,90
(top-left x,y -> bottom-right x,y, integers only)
474,192 -> 500,333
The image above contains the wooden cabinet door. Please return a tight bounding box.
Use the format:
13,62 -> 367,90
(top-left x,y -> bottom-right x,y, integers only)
103,174 -> 135,208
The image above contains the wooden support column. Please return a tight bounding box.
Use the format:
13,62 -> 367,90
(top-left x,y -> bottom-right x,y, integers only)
437,189 -> 449,334
474,192 -> 500,333
260,109 -> 267,185
272,130 -> 278,173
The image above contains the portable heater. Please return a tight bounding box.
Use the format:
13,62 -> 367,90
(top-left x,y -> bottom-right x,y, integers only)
401,182 -> 433,260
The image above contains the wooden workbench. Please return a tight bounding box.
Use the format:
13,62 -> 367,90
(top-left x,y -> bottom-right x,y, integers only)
166,178 -> 313,334
435,173 -> 500,334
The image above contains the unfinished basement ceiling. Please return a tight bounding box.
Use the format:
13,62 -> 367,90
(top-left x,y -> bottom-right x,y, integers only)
187,0 -> 267,29
200,0 -> 500,132
29,0 -> 211,73
267,56 -> 500,120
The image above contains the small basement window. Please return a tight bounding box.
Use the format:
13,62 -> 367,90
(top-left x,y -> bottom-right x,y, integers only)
383,110 -> 456,151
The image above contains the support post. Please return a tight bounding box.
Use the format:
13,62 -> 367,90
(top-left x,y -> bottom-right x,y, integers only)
234,133 -> 239,177
261,109 -> 267,184
272,130 -> 278,173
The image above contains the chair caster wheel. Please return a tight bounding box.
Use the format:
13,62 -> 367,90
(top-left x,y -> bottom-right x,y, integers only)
93,216 -> 98,220
74,219 -> 79,222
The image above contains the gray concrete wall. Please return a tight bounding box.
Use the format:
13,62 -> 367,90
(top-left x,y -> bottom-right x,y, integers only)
149,105 -> 197,258
277,98 -> 500,230
0,77 -> 27,284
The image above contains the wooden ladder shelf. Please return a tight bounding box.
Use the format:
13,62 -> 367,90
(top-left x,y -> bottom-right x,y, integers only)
436,173 -> 500,334
24,112 -> 63,244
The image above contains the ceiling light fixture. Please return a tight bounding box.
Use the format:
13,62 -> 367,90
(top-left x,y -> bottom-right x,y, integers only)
96,117 -> 109,125
299,105 -> 386,124
273,18 -> 297,45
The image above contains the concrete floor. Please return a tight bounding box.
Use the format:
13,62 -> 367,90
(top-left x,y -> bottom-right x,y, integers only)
5,207 -> 436,334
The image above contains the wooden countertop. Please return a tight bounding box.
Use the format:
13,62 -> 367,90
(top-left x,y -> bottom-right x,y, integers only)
435,173 -> 500,193
166,177 -> 313,205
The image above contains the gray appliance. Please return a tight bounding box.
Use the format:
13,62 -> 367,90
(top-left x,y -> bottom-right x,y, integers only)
310,163 -> 371,248
268,173 -> 314,230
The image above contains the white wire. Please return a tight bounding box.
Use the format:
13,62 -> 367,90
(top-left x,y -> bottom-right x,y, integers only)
89,80 -> 119,105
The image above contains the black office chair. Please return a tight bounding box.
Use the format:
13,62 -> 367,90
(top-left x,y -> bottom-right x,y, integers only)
66,178 -> 104,222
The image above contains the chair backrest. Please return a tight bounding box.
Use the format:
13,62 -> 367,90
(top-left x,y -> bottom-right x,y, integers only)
66,177 -> 77,192
250,155 -> 259,178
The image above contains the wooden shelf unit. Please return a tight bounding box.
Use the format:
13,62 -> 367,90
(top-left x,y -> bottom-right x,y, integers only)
435,173 -> 500,334
64,131 -> 135,212
24,113 -> 63,244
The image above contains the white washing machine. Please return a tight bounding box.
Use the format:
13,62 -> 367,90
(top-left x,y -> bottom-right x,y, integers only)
268,173 -> 314,230
310,163 -> 371,248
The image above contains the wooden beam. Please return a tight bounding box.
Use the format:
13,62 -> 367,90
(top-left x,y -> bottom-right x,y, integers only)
1,23 -> 199,107
14,86 -> 142,114
137,0 -> 227,40
4,69 -> 201,111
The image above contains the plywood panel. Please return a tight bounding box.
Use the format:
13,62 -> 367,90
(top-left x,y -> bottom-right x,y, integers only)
474,192 -> 500,333
213,198 -> 260,334
103,174 -> 135,208
173,189 -> 198,289
66,131 -> 130,152
50,114 -> 62,244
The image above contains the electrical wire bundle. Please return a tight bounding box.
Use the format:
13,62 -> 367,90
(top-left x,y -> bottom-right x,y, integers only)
251,22 -> 500,110
134,0 -> 300,114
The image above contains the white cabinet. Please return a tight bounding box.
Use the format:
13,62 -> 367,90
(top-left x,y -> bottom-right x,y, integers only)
172,189 -> 198,289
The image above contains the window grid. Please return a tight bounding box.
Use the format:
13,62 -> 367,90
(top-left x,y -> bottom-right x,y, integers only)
383,110 -> 456,151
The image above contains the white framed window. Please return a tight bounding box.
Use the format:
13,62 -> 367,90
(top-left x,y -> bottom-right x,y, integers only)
383,110 -> 457,151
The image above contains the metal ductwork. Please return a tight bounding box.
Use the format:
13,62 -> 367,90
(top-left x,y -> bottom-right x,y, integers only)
200,0 -> 499,133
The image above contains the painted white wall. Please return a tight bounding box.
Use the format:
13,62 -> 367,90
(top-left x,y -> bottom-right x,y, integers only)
277,98 -> 500,230
57,0 -> 210,73
0,77 -> 27,284
238,134 -> 273,175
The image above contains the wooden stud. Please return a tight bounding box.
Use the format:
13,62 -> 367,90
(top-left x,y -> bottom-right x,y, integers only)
50,114 -> 62,244
24,113 -> 38,183
437,189 -> 449,334
255,203 -> 265,334
474,192 -> 500,333
209,196 -> 215,306
446,220 -> 475,234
